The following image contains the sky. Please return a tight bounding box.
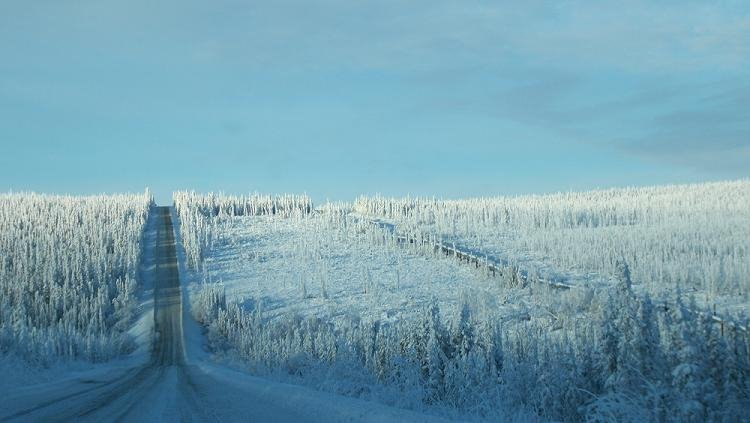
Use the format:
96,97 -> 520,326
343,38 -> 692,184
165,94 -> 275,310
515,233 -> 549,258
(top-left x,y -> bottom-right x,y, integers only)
1,1 -> 749,205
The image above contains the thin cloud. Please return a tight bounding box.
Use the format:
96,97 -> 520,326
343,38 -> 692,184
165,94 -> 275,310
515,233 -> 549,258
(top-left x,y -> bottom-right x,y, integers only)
614,83 -> 750,173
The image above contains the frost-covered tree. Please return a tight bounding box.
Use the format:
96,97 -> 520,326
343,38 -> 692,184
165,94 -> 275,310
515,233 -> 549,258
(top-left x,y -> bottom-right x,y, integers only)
669,297 -> 707,421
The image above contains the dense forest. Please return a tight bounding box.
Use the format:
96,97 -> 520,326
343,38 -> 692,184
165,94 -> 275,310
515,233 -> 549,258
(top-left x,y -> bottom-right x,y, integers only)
0,192 -> 152,364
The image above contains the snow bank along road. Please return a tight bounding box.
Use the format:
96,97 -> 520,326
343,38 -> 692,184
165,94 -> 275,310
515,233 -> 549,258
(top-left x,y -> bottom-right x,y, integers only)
0,208 -> 329,422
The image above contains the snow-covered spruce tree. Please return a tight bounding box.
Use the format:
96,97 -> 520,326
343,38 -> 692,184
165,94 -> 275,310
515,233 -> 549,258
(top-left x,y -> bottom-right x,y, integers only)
722,318 -> 750,421
452,302 -> 475,358
600,293 -> 621,383
412,301 -> 449,404
700,312 -> 728,421
668,296 -> 708,421
635,294 -> 664,385
612,260 -> 642,392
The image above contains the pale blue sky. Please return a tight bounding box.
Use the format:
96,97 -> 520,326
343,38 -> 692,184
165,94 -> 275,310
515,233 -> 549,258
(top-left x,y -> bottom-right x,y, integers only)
1,1 -> 749,205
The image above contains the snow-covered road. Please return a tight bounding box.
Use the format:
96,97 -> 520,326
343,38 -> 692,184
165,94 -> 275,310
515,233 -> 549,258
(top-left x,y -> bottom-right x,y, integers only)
1,207 -> 439,422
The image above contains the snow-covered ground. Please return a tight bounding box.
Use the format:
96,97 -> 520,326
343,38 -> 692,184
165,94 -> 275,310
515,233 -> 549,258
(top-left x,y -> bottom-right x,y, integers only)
194,214 -> 533,326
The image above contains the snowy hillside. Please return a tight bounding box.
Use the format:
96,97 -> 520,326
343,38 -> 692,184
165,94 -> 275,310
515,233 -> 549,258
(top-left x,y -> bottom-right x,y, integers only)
354,180 -> 750,316
175,187 -> 750,422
